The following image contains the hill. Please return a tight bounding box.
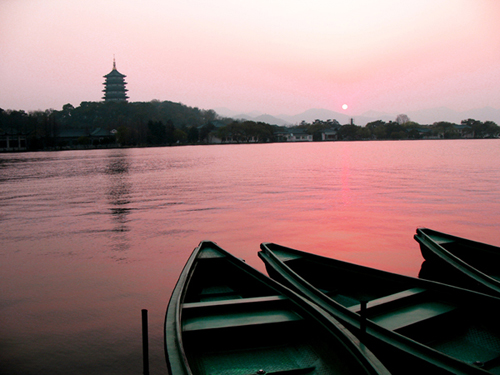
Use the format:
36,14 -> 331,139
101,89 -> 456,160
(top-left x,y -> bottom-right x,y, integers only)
215,106 -> 500,126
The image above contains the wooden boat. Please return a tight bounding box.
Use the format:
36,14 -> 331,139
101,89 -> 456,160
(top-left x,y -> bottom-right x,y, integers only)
165,240 -> 391,375
415,227 -> 500,297
259,242 -> 500,374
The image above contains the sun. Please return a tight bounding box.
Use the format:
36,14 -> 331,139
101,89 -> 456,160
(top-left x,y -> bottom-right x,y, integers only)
342,104 -> 348,110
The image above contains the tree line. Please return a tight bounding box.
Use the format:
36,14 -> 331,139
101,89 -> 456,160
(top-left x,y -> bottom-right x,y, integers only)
295,116 -> 499,141
1,101 -> 499,151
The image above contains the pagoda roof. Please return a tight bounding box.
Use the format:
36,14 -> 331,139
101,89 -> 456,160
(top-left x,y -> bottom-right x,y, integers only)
102,87 -> 129,92
104,69 -> 126,78
104,58 -> 126,78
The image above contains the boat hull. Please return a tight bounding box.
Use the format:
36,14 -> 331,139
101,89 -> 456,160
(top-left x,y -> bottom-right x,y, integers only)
415,227 -> 500,296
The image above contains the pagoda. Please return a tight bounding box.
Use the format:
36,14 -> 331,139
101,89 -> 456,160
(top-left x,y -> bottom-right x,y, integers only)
102,58 -> 129,102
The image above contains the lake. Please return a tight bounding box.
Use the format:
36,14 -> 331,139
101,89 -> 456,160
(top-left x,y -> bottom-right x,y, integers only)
1,139 -> 500,374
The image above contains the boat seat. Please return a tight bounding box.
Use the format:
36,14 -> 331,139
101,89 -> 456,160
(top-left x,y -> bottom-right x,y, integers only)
241,366 -> 315,375
183,295 -> 287,309
182,308 -> 302,331
346,287 -> 457,331
182,295 -> 303,332
347,288 -> 426,312
198,284 -> 242,302
371,300 -> 456,331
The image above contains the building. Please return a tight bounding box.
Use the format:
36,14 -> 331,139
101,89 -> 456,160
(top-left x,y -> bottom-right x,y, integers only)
453,124 -> 473,138
102,58 -> 129,102
321,129 -> 338,141
58,128 -> 115,148
0,128 -> 28,151
274,128 -> 313,142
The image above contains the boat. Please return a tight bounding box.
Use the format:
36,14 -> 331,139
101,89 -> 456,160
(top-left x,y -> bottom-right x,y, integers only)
415,227 -> 500,297
165,240 -> 391,375
259,242 -> 500,374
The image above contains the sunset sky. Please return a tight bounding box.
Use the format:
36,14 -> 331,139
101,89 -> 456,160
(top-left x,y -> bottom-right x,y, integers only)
1,0 -> 499,117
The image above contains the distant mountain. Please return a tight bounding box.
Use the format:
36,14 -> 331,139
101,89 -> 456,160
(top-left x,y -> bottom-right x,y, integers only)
213,107 -> 240,117
281,108 -> 351,124
461,107 -> 500,123
214,108 -> 290,126
234,113 -> 290,126
274,108 -> 390,126
361,110 -> 396,118
216,106 -> 500,127
405,107 -> 462,124
253,114 -> 290,126
405,107 -> 500,125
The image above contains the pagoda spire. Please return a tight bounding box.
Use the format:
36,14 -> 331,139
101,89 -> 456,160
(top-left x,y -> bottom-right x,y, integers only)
113,55 -> 116,70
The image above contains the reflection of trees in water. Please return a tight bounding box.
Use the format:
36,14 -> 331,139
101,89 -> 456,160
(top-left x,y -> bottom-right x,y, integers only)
106,153 -> 132,252
107,157 -> 129,175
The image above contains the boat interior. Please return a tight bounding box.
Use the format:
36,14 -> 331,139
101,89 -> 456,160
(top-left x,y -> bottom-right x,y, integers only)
179,247 -> 374,375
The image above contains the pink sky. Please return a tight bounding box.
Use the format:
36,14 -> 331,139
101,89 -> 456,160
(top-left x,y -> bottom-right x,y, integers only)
1,0 -> 500,116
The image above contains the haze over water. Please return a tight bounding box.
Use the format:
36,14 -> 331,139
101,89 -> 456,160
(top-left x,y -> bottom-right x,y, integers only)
1,140 -> 500,374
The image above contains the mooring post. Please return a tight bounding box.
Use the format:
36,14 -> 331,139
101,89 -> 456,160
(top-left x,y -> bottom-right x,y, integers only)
142,309 -> 150,375
360,300 -> 367,335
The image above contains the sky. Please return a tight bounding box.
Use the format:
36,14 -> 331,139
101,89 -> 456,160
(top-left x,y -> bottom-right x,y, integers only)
1,0 -> 500,117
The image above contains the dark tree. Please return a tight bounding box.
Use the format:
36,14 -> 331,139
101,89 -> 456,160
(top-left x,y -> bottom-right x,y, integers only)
187,126 -> 199,143
147,120 -> 167,145
338,124 -> 360,140
199,123 -> 215,142
165,120 -> 176,144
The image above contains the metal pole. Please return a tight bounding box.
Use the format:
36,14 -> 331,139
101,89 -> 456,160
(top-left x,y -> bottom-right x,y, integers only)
360,300 -> 367,335
142,309 -> 150,375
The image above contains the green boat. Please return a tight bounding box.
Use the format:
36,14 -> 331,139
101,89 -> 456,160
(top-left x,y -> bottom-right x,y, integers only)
415,227 -> 500,297
165,240 -> 391,375
259,242 -> 500,374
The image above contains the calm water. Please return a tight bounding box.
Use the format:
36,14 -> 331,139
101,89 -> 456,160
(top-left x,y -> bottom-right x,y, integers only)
1,140 -> 500,374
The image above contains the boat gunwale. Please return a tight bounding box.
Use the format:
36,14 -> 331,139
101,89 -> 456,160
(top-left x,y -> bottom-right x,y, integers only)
165,242 -> 203,375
